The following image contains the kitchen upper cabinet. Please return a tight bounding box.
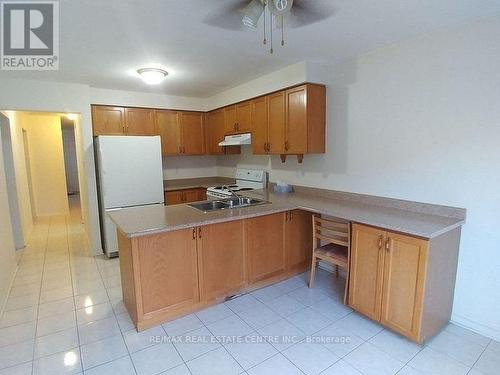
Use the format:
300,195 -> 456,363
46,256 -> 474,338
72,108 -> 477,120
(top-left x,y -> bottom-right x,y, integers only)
267,91 -> 286,154
125,107 -> 156,136
349,224 -> 386,321
285,210 -> 313,273
224,101 -> 252,134
92,106 -> 125,136
156,110 -> 180,155
282,84 -> 326,160
134,228 -> 199,315
179,112 -> 205,155
246,213 -> 286,283
251,96 -> 268,155
156,110 -> 204,156
197,221 -> 246,301
206,110 -> 241,155
380,232 -> 428,339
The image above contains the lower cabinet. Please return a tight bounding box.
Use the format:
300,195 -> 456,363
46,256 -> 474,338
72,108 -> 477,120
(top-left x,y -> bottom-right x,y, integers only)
197,221 -> 246,301
165,188 -> 206,205
349,223 -> 433,343
120,213 -> 461,343
246,213 -> 286,283
126,228 -> 200,318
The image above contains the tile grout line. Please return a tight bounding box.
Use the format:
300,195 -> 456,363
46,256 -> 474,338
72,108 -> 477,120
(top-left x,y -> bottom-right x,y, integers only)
93,252 -> 139,375
31,217 -> 51,375
465,338 -> 492,374
64,212 -> 84,374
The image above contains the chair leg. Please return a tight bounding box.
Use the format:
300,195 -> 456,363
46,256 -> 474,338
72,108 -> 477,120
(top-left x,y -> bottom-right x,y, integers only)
309,255 -> 317,288
335,265 -> 339,278
343,267 -> 349,305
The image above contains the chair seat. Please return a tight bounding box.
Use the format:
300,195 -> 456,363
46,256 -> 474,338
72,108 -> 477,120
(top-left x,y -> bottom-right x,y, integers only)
314,243 -> 348,266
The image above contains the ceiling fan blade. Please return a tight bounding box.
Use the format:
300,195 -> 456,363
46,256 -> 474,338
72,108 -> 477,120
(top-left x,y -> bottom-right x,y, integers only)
288,0 -> 335,28
203,0 -> 250,31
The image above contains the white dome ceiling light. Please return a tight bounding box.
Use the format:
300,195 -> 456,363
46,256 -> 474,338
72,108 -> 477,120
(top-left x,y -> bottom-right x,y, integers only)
137,68 -> 168,85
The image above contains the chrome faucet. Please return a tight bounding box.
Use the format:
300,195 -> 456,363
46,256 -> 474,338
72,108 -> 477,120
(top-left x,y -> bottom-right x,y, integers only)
223,185 -> 240,199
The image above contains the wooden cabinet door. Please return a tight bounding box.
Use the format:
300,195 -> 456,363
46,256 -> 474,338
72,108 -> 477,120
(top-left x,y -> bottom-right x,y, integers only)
184,189 -> 201,203
198,188 -> 207,201
246,213 -> 286,283
137,228 -> 199,314
125,107 -> 156,136
252,96 -> 268,154
156,110 -> 180,155
224,105 -> 237,134
165,190 -> 184,205
236,101 -> 252,133
91,106 -> 125,136
198,221 -> 246,301
267,91 -> 286,154
380,232 -> 428,340
180,112 -> 205,155
285,86 -> 308,154
207,109 -> 225,155
349,224 -> 386,321
285,210 -> 313,273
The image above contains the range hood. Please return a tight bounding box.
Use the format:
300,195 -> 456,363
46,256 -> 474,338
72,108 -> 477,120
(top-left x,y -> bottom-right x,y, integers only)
218,133 -> 252,146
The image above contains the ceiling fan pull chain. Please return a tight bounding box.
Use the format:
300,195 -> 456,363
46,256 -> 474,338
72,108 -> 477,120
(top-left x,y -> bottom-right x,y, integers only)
270,12 -> 273,54
263,1 -> 267,45
281,15 -> 285,46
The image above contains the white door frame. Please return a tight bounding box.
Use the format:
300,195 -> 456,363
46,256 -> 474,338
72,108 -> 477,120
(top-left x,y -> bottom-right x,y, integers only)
0,113 -> 25,249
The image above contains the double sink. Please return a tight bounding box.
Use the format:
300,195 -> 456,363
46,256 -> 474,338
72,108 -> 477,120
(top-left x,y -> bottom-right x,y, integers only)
189,196 -> 269,213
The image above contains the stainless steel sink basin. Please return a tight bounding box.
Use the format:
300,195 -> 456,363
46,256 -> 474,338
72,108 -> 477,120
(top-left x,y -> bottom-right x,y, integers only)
188,197 -> 269,213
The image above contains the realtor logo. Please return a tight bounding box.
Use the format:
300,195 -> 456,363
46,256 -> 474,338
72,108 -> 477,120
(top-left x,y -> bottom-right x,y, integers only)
1,1 -> 59,70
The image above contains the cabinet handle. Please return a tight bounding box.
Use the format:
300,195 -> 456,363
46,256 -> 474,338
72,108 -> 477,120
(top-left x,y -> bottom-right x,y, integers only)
285,141 -> 289,151
198,227 -> 202,238
290,211 -> 292,220
385,237 -> 391,253
266,142 -> 271,152
285,211 -> 289,221
378,235 -> 383,250
192,228 -> 196,240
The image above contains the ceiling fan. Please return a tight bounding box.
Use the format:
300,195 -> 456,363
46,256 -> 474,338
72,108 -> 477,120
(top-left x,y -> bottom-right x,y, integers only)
204,0 -> 335,54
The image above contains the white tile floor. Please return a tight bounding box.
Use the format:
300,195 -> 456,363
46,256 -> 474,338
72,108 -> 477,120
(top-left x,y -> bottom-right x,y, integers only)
1,200 -> 499,375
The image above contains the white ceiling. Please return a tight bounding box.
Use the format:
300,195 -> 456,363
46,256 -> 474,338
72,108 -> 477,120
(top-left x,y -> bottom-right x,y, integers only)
1,0 -> 499,97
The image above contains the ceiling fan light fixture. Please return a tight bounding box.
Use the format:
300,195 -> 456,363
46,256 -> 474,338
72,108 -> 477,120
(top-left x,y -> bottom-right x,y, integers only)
242,0 -> 264,28
137,67 -> 168,85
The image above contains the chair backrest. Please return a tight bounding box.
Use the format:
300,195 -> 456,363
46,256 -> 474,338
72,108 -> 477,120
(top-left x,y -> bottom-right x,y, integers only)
313,216 -> 350,248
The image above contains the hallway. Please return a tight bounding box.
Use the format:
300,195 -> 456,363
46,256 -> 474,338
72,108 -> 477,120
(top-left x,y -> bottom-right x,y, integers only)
0,199 -> 127,374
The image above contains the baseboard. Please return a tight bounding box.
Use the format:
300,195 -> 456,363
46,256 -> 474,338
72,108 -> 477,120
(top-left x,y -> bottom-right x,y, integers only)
0,264 -> 18,318
318,261 -> 347,278
451,313 -> 500,342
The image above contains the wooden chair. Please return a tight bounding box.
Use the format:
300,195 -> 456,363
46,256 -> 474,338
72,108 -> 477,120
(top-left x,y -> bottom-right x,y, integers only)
309,216 -> 351,304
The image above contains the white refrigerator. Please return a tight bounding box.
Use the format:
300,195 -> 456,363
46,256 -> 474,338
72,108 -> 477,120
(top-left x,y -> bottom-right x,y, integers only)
95,136 -> 164,257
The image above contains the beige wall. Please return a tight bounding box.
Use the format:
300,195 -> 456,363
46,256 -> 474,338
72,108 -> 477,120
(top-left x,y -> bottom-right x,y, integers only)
1,111 -> 33,243
22,113 -> 69,217
0,130 -> 18,313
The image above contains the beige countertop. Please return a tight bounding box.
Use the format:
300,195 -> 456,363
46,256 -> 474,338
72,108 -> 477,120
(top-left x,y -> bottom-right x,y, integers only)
163,177 -> 235,192
109,187 -> 465,240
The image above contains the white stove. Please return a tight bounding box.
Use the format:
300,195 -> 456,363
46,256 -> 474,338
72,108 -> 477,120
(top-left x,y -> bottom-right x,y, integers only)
206,169 -> 267,199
